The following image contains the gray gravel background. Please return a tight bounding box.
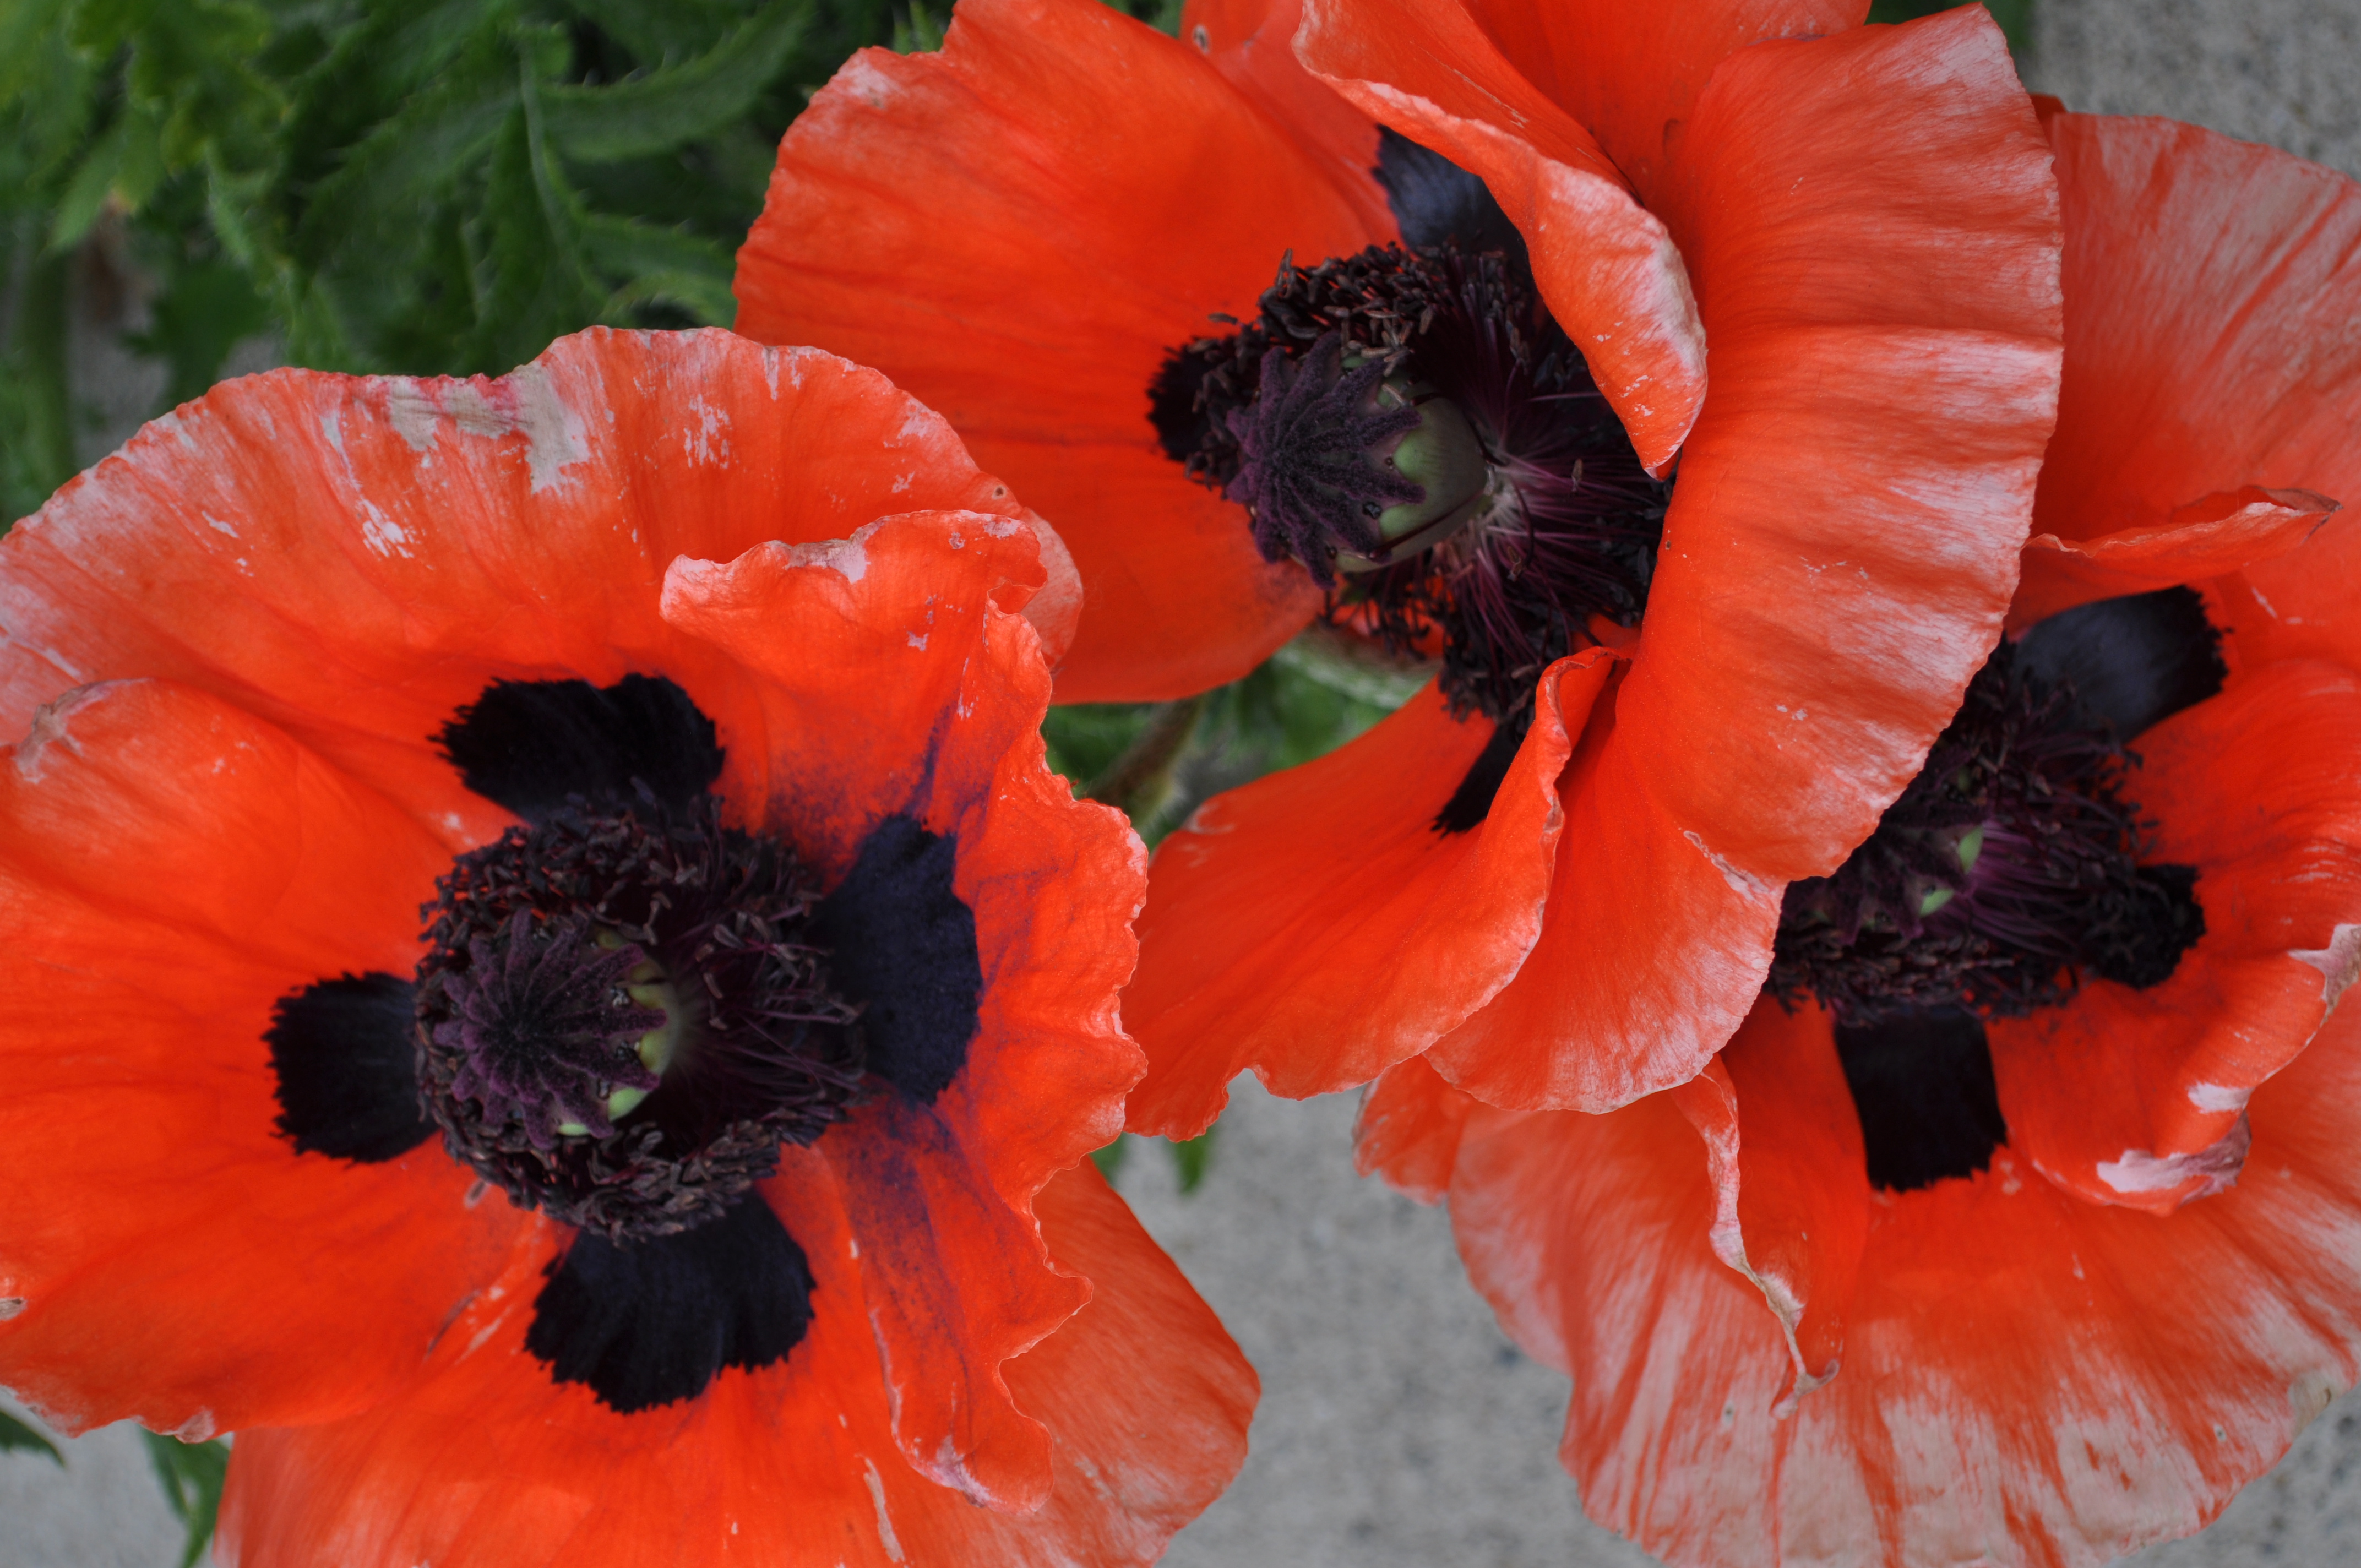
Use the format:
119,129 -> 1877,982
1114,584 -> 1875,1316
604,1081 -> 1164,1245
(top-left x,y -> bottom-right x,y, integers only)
8,0 -> 2361,1562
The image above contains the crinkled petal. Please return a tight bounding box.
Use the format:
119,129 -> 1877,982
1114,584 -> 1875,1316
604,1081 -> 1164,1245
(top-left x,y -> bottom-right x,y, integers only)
662,513 -> 1151,1505
1297,0 -> 1707,473
2013,486 -> 2338,629
1623,7 -> 2063,885
1449,997 -> 2361,1568
1448,0 -> 1865,202
1991,660 -> 2361,1213
0,330 -> 1047,847
1421,678 -> 1783,1110
0,680 -> 524,1437
1124,652 -> 1607,1136
2036,115 -> 2361,669
219,1162 -> 1254,1568
735,0 -> 1384,700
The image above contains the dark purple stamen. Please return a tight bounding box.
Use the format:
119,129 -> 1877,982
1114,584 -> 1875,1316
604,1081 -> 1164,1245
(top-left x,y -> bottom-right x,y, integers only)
415,793 -> 864,1241
1224,332 -> 1425,582
433,912 -> 663,1149
1771,639 -> 2205,1022
1154,240 -> 1664,724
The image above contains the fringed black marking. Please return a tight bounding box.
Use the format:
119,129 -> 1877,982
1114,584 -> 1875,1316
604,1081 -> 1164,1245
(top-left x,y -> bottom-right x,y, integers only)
438,674 -> 723,823
814,815 -> 982,1103
1372,126 -> 1531,281
1834,1009 -> 2010,1193
2012,586 -> 2227,741
526,1194 -> 814,1413
266,973 -> 434,1162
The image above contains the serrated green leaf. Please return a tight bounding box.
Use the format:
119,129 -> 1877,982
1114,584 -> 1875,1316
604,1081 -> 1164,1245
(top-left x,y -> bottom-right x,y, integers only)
585,215 -> 739,323
292,29 -> 516,263
0,1407 -> 61,1465
539,0 -> 804,164
140,1430 -> 228,1568
567,0 -> 747,63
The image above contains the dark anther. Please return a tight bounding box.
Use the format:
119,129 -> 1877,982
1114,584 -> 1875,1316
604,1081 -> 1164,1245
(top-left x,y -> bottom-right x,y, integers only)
1771,633 -> 2206,1022
1433,705 -> 1531,835
1371,126 -> 1531,281
813,814 -> 982,1103
438,673 -> 724,823
266,972 -> 434,1162
1832,1009 -> 2010,1193
415,794 -> 863,1242
1151,240 -> 1664,722
2012,585 -> 2227,741
525,1193 -> 815,1412
1225,331 -> 1427,583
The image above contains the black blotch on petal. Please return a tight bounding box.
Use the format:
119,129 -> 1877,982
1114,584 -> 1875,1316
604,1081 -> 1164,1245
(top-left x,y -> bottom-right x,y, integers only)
1150,347 -> 1218,466
813,814 -> 982,1102
266,972 -> 434,1162
1833,1008 -> 2010,1193
525,1194 -> 814,1413
2013,586 -> 2227,741
437,674 -> 723,822
1433,710 -> 1528,835
1372,126 -> 1532,282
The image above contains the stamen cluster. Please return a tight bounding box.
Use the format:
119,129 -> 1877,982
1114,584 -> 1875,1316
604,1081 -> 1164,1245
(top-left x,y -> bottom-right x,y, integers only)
1771,643 -> 2205,1021
1154,241 -> 1667,722
415,793 -> 863,1240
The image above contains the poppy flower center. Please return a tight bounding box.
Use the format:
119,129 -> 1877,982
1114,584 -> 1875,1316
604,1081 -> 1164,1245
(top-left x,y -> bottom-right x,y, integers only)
1151,239 -> 1668,727
1770,637 -> 2206,1023
415,793 -> 863,1242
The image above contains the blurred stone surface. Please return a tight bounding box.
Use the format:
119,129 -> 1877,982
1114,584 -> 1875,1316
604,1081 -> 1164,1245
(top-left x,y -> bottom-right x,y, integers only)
12,0 -> 2361,1564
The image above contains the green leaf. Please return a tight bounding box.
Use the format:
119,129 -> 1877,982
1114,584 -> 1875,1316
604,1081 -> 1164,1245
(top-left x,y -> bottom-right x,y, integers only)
1090,1134 -> 1131,1179
126,257 -> 272,405
139,1429 -> 229,1568
1167,1123 -> 1216,1194
292,27 -> 518,265
567,0 -> 748,64
539,0 -> 805,164
0,1407 -> 62,1465
581,213 -> 738,322
1865,0 -> 2033,52
47,110 -> 130,248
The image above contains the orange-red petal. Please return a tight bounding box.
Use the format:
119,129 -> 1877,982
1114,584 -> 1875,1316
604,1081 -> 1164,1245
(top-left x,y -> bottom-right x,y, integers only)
1419,677 -> 1783,1110
0,680 -> 524,1438
220,1162 -> 1253,1568
1672,998 -> 1869,1401
662,511 -> 1153,1507
1124,652 -> 1607,1136
2036,115 -> 2361,669
1448,0 -> 1867,203
1181,0 -> 1390,212
1622,7 -> 2062,886
1447,997 -> 2361,1567
2012,486 -> 2338,630
1989,660 -> 2361,1213
0,330 -> 1045,852
1296,0 -> 1707,473
735,0 -> 1387,701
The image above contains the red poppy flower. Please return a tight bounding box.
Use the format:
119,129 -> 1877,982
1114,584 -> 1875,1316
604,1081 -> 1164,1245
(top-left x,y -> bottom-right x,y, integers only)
1356,116 -> 2361,1567
0,328 -> 1253,1567
734,0 -> 2066,1130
